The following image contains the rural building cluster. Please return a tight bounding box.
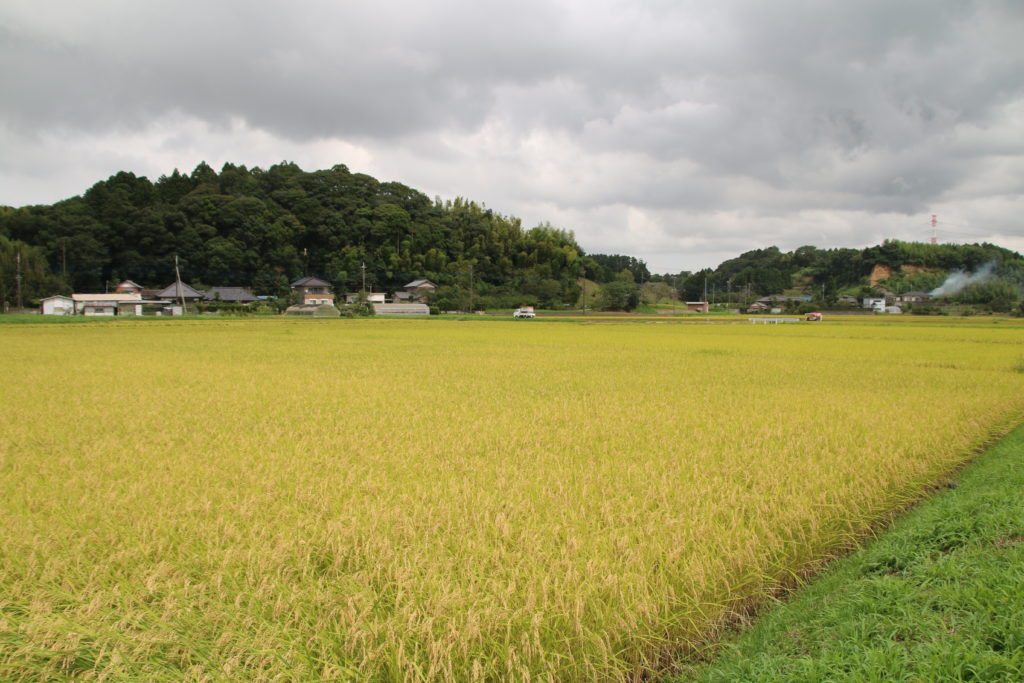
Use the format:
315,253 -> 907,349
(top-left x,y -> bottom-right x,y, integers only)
39,277 -> 436,317
745,290 -> 937,315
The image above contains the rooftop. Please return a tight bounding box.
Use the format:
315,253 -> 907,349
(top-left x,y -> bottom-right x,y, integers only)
203,287 -> 259,303
291,276 -> 332,288
156,282 -> 205,298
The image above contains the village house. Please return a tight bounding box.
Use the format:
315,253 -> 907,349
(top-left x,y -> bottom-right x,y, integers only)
156,282 -> 205,303
286,277 -> 339,316
863,297 -> 886,312
290,277 -> 335,306
114,280 -> 144,295
749,295 -> 803,314
397,279 -> 437,302
898,291 -> 933,304
203,287 -> 259,304
757,295 -> 813,305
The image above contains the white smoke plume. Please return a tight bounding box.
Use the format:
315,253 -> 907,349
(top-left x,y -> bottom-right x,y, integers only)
930,262 -> 996,297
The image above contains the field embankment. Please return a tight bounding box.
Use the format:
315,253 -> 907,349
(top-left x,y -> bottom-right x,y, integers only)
678,422 -> 1024,681
1,318 -> 1023,679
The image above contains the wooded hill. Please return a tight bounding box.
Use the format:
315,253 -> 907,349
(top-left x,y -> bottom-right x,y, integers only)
0,162 -> 634,308
670,241 -> 1024,311
1,161 -> 1022,310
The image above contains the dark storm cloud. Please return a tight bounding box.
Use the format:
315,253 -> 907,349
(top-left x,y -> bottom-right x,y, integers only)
5,1 -> 1020,149
2,0 -> 1023,270
2,0 -> 574,139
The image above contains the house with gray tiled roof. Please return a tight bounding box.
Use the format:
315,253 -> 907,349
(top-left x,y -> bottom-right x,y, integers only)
290,277 -> 335,306
203,287 -> 259,303
402,278 -> 437,302
285,276 -> 339,316
156,282 -> 205,302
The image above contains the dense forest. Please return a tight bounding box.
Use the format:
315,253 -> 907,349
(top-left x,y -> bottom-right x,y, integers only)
1,161 -> 1022,311
0,162 -> 643,309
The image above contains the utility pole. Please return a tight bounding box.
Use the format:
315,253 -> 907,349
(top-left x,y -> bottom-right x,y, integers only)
174,255 -> 186,310
15,250 -> 23,310
468,263 -> 474,313
360,262 -> 367,295
61,240 -> 67,280
703,275 -> 708,303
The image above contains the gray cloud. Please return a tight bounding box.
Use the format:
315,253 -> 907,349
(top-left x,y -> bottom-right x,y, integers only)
2,0 -> 1023,271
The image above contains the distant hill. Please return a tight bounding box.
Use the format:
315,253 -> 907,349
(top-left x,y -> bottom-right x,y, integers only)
1,161 -> 1022,312
0,162 -> 630,308
668,242 -> 1024,311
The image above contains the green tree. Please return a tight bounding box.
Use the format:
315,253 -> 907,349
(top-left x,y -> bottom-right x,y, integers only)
0,236 -> 63,306
597,281 -> 640,311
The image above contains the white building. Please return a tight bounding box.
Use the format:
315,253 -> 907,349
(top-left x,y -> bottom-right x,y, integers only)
40,295 -> 74,315
71,293 -> 143,316
863,297 -> 886,312
345,292 -> 387,304
372,303 -> 430,316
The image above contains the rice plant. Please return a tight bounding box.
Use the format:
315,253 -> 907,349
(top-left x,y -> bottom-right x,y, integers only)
1,318 -> 1022,679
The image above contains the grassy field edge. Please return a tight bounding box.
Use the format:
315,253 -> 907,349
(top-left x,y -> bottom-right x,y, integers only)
673,421 -> 1024,681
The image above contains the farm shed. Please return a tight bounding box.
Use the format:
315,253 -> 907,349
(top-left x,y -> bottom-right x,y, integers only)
71,293 -> 143,316
345,292 -> 386,304
372,303 -> 430,316
284,303 -> 341,317
685,301 -> 709,313
40,295 -> 74,315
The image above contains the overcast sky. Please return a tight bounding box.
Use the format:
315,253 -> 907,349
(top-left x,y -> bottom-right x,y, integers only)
2,0 -> 1022,272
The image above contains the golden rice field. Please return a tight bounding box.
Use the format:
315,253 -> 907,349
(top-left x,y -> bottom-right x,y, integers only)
2,317 -> 1023,680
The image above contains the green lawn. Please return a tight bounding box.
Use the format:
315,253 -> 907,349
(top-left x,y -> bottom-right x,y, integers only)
675,424 -> 1024,681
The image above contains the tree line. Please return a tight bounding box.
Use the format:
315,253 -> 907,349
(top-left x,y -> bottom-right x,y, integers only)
2,161 -> 1022,312
0,162 -> 653,309
668,241 -> 1024,310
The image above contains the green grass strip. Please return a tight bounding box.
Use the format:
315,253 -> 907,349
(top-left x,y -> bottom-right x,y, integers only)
674,423 -> 1024,682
